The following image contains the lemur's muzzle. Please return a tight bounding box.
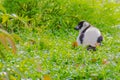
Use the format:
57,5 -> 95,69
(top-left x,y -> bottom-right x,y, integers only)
74,26 -> 79,30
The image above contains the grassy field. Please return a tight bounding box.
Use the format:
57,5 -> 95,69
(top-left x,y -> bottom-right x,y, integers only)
0,0 -> 120,80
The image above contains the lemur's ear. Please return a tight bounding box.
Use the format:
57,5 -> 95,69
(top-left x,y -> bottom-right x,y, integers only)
83,22 -> 89,27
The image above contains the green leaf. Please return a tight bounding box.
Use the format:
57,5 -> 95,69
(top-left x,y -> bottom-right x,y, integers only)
0,4 -> 6,13
1,14 -> 9,24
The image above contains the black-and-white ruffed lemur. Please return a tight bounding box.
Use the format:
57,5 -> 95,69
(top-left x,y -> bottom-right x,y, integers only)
74,21 -> 103,51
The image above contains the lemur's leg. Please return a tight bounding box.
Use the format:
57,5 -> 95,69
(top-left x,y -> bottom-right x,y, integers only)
87,45 -> 96,51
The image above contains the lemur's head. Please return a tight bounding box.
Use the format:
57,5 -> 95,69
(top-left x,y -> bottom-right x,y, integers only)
74,21 -> 90,30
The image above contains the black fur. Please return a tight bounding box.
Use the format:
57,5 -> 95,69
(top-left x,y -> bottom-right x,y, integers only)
97,36 -> 103,44
79,25 -> 90,44
78,21 -> 85,29
74,21 -> 85,30
87,45 -> 96,51
80,33 -> 84,44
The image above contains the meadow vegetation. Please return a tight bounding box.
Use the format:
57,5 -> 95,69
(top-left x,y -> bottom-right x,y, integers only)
0,0 -> 120,79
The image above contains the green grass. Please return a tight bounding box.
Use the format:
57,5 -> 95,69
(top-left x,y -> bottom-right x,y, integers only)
0,0 -> 120,79
1,25 -> 119,79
